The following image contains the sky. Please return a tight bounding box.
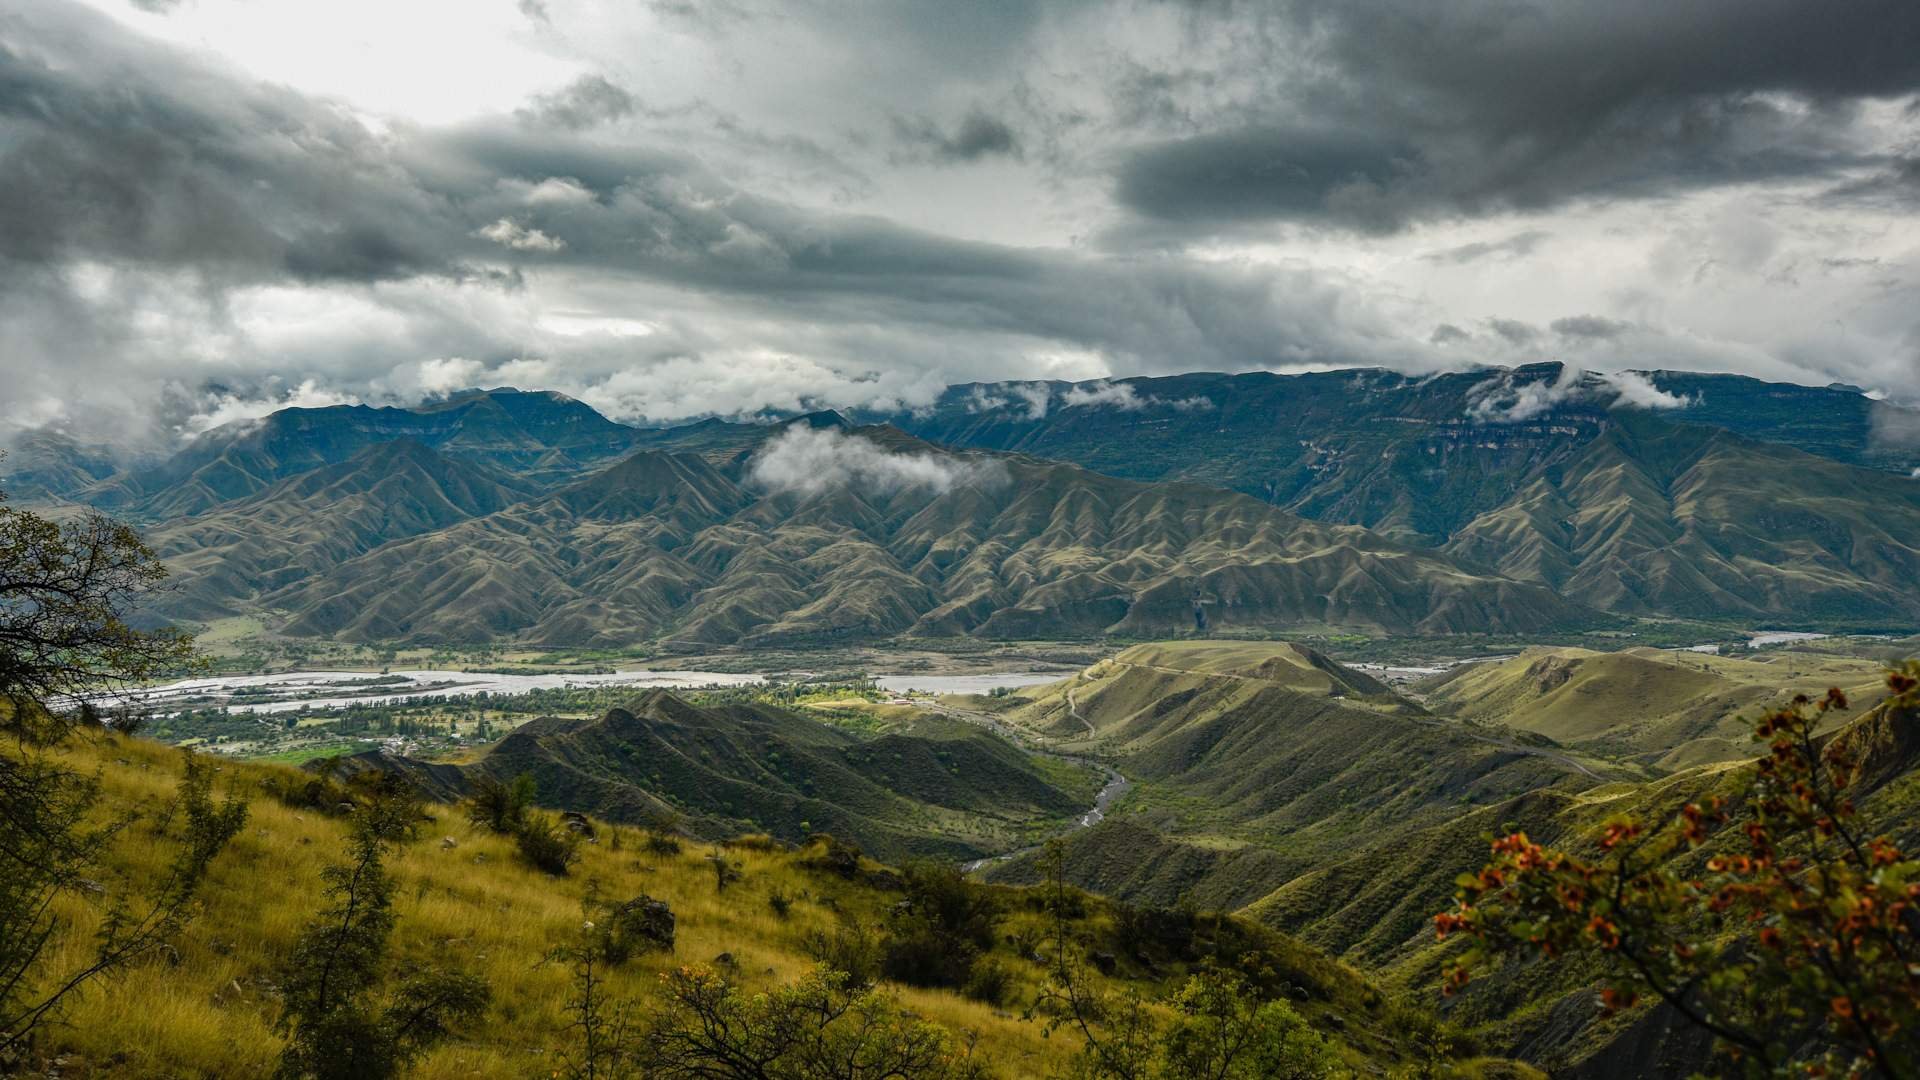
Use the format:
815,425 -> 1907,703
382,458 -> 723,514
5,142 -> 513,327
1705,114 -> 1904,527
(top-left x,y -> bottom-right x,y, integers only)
2,0 -> 1918,446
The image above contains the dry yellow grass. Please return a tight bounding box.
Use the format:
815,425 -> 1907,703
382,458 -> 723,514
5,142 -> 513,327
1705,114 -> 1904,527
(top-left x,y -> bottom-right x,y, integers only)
28,736 -> 1101,1078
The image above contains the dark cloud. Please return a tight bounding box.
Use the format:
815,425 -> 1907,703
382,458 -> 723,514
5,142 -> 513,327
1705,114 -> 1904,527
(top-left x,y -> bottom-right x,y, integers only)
1422,231 -> 1551,265
1107,0 -> 1920,234
1115,126 -> 1414,232
891,107 -> 1022,163
1489,319 -> 1543,345
1551,315 -> 1633,340
0,1 -> 1429,443
518,75 -> 637,131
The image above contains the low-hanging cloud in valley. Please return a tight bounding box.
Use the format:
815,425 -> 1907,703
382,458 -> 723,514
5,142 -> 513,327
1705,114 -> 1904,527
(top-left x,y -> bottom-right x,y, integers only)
746,426 -> 1009,498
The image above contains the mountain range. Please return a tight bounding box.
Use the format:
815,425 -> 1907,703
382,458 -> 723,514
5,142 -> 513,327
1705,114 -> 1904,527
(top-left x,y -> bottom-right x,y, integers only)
7,365 -> 1920,644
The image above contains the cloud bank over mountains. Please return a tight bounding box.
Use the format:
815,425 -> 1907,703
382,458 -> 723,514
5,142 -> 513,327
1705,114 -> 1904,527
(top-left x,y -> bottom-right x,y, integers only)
2,0 -> 1916,447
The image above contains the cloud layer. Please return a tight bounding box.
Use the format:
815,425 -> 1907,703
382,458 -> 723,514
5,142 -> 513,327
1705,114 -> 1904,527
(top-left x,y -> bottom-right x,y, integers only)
1,0 -> 1916,448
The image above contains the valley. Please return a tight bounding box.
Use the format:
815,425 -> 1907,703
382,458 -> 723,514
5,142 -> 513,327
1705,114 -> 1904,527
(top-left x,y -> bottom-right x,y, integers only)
7,364 -> 1919,1079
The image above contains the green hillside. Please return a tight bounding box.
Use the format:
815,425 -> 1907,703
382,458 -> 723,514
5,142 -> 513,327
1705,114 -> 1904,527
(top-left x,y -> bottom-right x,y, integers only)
975,641 -> 1920,1075
22,731 -> 1528,1079
982,642 -> 1617,890
1441,412 -> 1920,624
147,439 -> 534,620
341,688 -> 1099,861
1416,644 -> 1896,769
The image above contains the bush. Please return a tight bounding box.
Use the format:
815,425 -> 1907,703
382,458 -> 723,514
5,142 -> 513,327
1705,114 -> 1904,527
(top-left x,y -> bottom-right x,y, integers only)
961,958 -> 1014,1007
514,813 -> 580,876
641,965 -> 986,1079
880,861 -> 999,990
802,919 -> 884,989
767,889 -> 793,919
645,832 -> 683,856
466,774 -> 535,834
800,833 -> 863,878
706,853 -> 742,893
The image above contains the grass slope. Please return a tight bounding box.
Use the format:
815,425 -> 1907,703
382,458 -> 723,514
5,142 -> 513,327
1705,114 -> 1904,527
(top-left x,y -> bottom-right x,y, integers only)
343,689 -> 1098,862
24,731 -> 1532,1079
1417,644 -> 1896,769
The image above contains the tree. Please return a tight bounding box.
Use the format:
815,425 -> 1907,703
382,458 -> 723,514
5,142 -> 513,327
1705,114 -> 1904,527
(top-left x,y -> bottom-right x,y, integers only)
276,785 -> 488,1079
551,883 -> 641,1080
1435,666 -> 1920,1078
641,964 -> 986,1079
466,773 -> 536,834
1,486 -> 244,1058
1031,843 -> 1338,1080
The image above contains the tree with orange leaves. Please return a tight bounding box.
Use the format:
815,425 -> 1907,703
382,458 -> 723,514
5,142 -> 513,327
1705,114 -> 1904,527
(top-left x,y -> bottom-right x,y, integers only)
1435,663 -> 1920,1078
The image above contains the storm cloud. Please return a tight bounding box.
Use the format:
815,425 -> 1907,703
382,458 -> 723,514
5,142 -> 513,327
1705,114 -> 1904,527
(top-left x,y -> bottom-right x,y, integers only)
1,0 -> 1916,448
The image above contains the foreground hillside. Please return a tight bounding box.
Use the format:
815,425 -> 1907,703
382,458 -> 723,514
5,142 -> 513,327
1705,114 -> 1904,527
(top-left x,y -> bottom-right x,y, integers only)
22,731 -> 1527,1079
969,640 -> 1920,1075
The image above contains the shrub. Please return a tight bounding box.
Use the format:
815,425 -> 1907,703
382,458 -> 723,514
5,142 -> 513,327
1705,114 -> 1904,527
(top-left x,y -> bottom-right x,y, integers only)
1437,669 -> 1920,1078
515,813 -> 580,877
706,853 -> 742,893
880,861 -> 999,990
466,773 -> 535,834
640,965 -> 986,1079
961,958 -> 1014,1007
800,833 -> 863,879
277,790 -> 488,1079
645,832 -> 683,857
802,918 -> 884,989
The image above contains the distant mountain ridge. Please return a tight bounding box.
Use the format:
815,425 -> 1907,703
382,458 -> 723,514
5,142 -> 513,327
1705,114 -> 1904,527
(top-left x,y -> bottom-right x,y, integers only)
49,388 -> 643,520
253,423 -> 1587,645
8,364 -> 1920,640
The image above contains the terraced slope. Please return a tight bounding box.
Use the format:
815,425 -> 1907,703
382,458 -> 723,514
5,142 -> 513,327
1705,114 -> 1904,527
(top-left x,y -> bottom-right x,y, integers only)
254,427 -> 1591,645
1416,645 -> 1896,769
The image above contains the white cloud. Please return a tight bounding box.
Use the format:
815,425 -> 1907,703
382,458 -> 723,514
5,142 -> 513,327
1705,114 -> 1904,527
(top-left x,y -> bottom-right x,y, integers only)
1607,370 -> 1694,411
183,379 -> 355,436
521,177 -> 597,205
747,425 -> 1008,498
476,218 -> 566,252
1061,380 -> 1145,410
1009,383 -> 1052,420
1470,365 -> 1695,423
